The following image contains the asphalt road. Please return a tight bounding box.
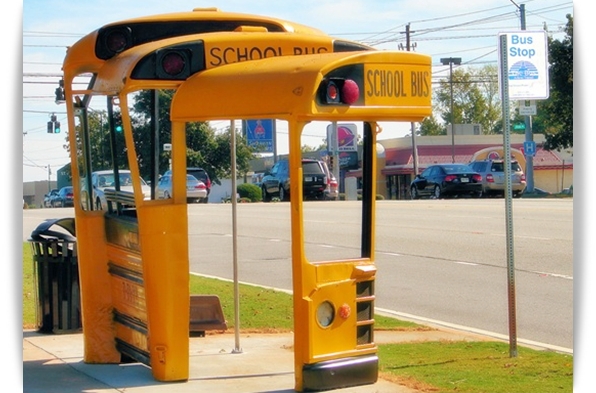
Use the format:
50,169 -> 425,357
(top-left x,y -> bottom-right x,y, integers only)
22,198 -> 573,351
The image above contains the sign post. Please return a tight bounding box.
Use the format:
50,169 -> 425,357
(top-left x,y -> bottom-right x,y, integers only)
498,33 -> 517,358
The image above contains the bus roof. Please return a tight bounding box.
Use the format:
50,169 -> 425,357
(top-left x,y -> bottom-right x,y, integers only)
170,51 -> 432,123
63,7 -> 331,76
100,8 -> 328,36
75,30 -> 373,95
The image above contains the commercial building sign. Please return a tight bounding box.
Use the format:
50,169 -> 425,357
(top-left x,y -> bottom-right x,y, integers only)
326,123 -> 358,153
244,119 -> 274,153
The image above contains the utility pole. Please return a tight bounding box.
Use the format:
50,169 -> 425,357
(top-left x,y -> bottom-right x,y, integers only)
512,1 -> 535,193
47,165 -> 52,193
400,23 -> 420,179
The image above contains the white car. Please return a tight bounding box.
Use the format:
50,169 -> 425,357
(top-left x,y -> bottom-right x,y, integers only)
91,170 -> 152,210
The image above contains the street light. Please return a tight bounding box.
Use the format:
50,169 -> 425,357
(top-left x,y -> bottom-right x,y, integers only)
440,57 -> 462,163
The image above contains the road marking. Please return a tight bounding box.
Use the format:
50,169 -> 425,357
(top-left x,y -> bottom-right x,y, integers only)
375,307 -> 573,355
188,271 -> 573,355
535,271 -> 573,280
454,261 -> 478,266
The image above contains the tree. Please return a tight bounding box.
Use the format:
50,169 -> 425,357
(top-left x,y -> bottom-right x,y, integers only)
63,104 -> 127,179
131,90 -> 257,185
63,90 -> 258,185
472,65 -> 501,134
433,65 -> 501,135
532,14 -> 573,150
418,115 -> 444,136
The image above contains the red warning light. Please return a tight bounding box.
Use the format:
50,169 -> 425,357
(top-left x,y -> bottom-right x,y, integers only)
321,78 -> 360,105
106,30 -> 129,54
161,52 -> 186,76
341,79 -> 359,105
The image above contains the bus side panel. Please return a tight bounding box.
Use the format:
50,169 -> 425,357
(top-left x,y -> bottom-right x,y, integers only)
106,236 -> 149,363
137,203 -> 190,382
75,212 -> 121,363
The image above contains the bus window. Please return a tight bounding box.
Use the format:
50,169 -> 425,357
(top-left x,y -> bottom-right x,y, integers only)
300,121 -> 363,262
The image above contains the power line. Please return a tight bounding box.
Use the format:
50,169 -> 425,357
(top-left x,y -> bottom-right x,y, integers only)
361,2 -> 571,48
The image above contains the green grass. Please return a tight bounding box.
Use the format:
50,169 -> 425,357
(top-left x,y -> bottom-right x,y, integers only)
378,341 -> 573,393
189,274 -> 424,332
22,242 -> 573,392
190,274 -> 294,331
23,243 -> 36,329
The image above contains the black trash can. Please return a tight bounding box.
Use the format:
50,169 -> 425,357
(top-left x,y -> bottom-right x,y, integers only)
28,218 -> 81,333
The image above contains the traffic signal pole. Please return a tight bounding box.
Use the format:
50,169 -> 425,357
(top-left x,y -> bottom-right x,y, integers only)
517,2 -> 535,193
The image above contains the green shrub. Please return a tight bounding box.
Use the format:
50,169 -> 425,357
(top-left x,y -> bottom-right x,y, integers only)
237,183 -> 262,202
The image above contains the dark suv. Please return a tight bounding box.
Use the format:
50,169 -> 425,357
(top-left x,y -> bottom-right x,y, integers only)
261,159 -> 328,201
468,159 -> 526,197
163,167 -> 211,203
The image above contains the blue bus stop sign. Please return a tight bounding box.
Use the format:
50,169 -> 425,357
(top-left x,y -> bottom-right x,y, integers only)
523,140 -> 536,157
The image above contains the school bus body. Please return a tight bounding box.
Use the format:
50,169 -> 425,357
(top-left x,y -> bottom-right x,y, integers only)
61,9 -> 432,389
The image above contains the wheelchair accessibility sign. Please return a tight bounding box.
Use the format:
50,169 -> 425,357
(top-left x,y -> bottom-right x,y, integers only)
499,31 -> 549,100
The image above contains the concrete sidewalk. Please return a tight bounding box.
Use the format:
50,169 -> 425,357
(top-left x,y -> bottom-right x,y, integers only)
23,328 -> 490,393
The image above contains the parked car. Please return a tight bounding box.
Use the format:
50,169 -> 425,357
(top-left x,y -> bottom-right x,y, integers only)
326,173 -> 339,200
44,189 -> 59,208
261,159 -> 328,201
163,167 -> 211,203
410,163 -> 483,199
322,161 -> 339,201
468,159 -> 526,198
52,186 -> 74,207
90,170 -> 152,210
156,174 -> 207,203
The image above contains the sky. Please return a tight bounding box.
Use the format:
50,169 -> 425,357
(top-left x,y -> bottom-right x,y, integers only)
19,0 -> 575,183
8,2 -> 595,391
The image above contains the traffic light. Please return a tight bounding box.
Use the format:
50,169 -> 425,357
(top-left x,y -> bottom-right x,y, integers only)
47,114 -> 60,133
55,87 -> 65,102
55,79 -> 65,103
329,155 -> 334,171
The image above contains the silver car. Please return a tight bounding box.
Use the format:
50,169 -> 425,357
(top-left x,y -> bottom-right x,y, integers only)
157,174 -> 207,203
468,159 -> 526,197
90,170 -> 152,210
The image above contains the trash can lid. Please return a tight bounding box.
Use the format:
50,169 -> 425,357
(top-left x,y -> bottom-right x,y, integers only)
30,218 -> 76,242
